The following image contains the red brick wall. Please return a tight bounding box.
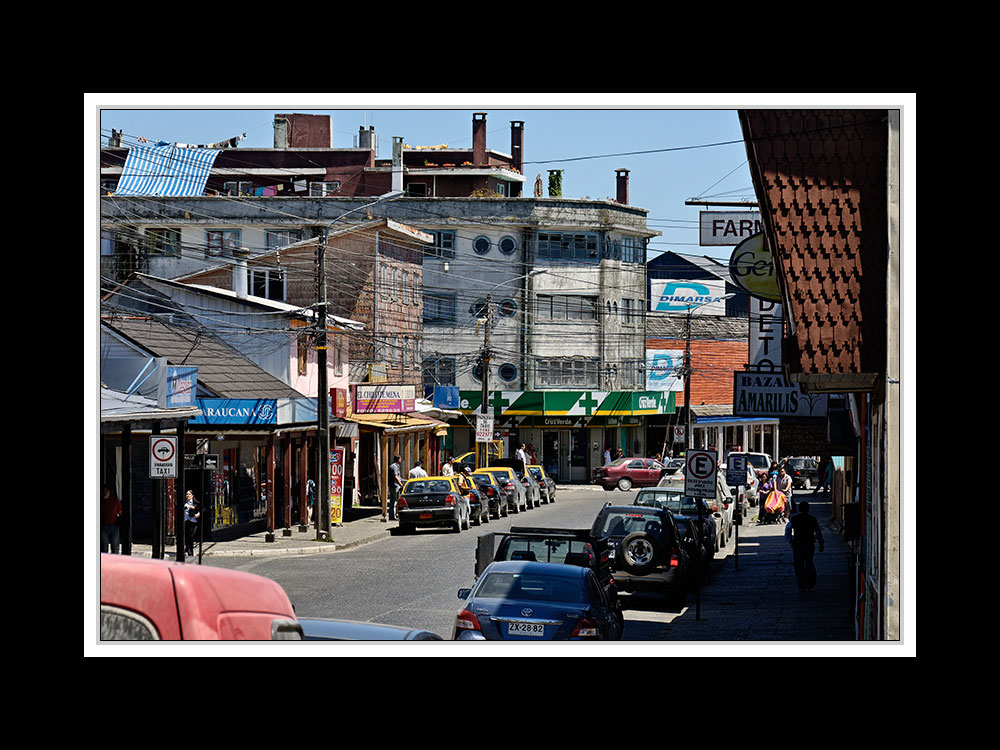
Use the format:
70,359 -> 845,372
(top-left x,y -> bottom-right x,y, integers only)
647,338 -> 747,406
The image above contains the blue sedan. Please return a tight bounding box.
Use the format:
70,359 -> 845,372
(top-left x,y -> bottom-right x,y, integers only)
454,560 -> 623,641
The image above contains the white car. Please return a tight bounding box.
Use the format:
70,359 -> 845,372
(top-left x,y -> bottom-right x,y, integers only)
657,468 -> 735,547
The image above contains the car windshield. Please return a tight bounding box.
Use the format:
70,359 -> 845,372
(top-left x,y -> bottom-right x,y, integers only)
475,572 -> 586,604
403,480 -> 452,494
607,458 -> 629,466
594,510 -> 661,537
528,467 -> 543,479
745,455 -> 769,469
787,458 -> 814,468
635,490 -> 702,515
471,474 -> 491,486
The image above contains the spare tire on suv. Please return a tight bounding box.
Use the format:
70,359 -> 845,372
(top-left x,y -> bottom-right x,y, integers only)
620,530 -> 659,575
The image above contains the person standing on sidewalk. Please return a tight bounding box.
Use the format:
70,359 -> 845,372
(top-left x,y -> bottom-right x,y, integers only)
388,455 -> 403,521
100,486 -> 122,554
184,490 -> 200,558
776,465 -> 794,517
785,501 -> 825,591
409,461 -> 428,478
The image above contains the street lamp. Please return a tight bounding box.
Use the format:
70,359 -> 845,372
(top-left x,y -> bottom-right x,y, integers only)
315,190 -> 404,540
477,269 -> 547,468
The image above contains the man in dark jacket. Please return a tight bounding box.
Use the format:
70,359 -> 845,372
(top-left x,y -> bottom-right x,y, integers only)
784,501 -> 825,591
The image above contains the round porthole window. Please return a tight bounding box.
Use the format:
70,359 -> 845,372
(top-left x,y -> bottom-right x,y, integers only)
473,236 -> 492,255
472,363 -> 486,382
498,236 -> 517,256
499,298 -> 517,317
498,363 -> 518,382
470,299 -> 489,318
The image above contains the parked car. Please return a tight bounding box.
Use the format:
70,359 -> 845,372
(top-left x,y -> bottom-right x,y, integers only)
456,471 -> 490,526
490,458 -> 541,509
299,619 -> 442,641
481,525 -> 622,630
662,458 -> 684,476
590,504 -> 691,606
468,470 -> 508,519
100,554 -> 302,641
783,457 -> 820,490
455,560 -> 623,641
634,487 -> 722,556
453,443 -> 502,473
593,457 -> 669,491
396,476 -> 471,534
658,470 -> 734,546
526,464 -> 556,504
474,467 -> 527,514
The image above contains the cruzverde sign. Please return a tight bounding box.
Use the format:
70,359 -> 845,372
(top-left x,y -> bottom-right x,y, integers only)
459,391 -> 674,418
728,231 -> 782,302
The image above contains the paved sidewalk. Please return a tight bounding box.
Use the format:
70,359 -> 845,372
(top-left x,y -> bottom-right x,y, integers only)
658,494 -> 856,642
128,507 -> 394,561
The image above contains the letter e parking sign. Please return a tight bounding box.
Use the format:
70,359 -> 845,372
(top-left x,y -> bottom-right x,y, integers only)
685,449 -> 718,499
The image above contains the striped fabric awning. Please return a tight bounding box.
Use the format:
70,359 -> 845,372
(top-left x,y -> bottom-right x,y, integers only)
113,144 -> 220,196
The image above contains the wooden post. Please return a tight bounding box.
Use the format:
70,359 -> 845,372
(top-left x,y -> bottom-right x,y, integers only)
266,434 -> 275,542
283,437 -> 292,535
299,436 -> 309,532
380,432 -> 390,520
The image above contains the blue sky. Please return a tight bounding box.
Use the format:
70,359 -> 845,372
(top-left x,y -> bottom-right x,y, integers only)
93,94 -> 765,262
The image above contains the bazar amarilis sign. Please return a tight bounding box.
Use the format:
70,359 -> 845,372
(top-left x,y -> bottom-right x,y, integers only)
190,399 -> 277,425
732,373 -> 827,418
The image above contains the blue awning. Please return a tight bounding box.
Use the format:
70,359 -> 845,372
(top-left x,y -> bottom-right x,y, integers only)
113,144 -> 220,196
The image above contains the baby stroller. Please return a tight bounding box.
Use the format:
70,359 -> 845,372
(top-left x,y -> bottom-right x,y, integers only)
758,490 -> 787,525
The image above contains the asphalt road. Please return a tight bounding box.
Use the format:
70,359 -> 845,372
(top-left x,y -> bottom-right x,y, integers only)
202,486 -> 729,641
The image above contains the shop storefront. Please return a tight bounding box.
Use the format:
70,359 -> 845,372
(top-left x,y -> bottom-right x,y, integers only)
454,390 -> 675,482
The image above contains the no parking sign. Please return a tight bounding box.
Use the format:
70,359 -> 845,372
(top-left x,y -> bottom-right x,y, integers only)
685,449 -> 717,499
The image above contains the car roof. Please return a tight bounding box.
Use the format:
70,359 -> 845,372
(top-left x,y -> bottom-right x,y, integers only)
476,466 -> 514,473
484,559 -> 588,578
405,475 -> 454,482
601,504 -> 665,514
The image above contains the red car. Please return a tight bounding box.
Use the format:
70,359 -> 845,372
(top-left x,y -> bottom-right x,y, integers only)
593,458 -> 668,491
100,554 -> 302,641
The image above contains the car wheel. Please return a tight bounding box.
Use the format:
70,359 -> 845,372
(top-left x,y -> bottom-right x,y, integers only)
462,509 -> 470,530
617,477 -> 633,492
620,532 -> 658,575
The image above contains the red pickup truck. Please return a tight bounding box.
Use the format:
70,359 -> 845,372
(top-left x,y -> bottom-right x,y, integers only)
100,555 -> 302,641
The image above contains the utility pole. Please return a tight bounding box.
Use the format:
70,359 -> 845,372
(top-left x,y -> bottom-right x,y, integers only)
316,231 -> 331,541
478,294 -> 492,469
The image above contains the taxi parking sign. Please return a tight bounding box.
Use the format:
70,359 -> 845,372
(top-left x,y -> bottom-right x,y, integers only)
685,449 -> 717,499
150,436 -> 178,478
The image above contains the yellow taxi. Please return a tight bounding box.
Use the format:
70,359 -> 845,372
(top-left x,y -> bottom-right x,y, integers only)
472,466 -> 527,514
526,464 -> 556,504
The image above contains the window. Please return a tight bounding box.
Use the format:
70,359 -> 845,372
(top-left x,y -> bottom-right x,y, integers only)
206,229 -> 241,257
424,293 -> 457,324
622,298 -> 637,324
266,230 -> 302,251
412,272 -> 420,305
146,228 -> 181,256
251,268 -> 285,301
498,363 -> 518,383
537,295 -> 598,322
498,298 -> 517,317
407,183 -> 428,197
535,358 -> 599,388
473,236 -> 492,255
498,236 -> 518,256
536,231 -> 600,262
309,181 -> 341,196
423,357 -> 456,389
223,181 -> 254,196
427,230 -> 456,258
622,235 -> 645,264
100,606 -> 159,640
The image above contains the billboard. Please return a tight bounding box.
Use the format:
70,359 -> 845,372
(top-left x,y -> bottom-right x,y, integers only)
650,279 -> 728,315
646,349 -> 684,392
700,211 -> 763,246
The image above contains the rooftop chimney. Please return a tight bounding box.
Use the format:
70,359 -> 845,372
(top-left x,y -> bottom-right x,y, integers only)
473,112 -> 487,165
392,137 -> 404,193
232,246 -> 250,298
510,121 -> 524,196
273,113 -> 333,149
616,169 -> 630,205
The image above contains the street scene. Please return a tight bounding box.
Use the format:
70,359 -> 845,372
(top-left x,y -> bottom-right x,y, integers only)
90,96 -> 911,652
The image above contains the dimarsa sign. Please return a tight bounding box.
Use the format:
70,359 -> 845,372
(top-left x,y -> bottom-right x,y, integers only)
650,279 -> 728,315
733,372 -> 827,418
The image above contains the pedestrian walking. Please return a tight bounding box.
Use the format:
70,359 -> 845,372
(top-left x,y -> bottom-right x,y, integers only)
100,485 -> 122,554
817,456 -> 834,495
409,460 -> 428,478
441,456 -> 455,476
785,501 -> 825,591
603,446 -> 611,466
776,465 -> 794,517
184,490 -> 200,558
306,476 -> 316,523
388,455 -> 403,521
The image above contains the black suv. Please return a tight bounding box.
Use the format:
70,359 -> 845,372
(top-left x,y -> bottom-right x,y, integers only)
475,526 -> 623,630
590,504 -> 691,606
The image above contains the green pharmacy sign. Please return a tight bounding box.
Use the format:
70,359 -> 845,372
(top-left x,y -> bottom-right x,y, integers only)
458,391 -> 674,418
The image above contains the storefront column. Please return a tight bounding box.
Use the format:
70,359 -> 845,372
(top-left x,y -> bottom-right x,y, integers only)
380,432 -> 390,520
282,437 -> 292,535
299,435 -> 310,532
265,435 -> 275,542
